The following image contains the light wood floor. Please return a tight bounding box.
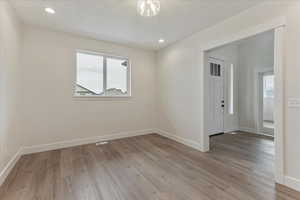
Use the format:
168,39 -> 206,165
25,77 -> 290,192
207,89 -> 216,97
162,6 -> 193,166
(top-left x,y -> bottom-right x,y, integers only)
1,132 -> 300,200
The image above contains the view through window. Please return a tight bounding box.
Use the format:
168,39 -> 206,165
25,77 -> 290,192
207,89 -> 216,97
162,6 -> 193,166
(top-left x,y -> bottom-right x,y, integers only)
75,51 -> 130,97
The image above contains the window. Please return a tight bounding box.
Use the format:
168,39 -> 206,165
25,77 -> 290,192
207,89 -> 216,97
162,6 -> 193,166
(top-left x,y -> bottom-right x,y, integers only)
229,64 -> 234,115
75,51 -> 130,97
210,63 -> 221,76
263,75 -> 274,98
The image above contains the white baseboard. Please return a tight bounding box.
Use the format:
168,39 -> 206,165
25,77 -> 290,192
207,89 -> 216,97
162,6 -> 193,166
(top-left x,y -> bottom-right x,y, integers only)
224,128 -> 240,133
0,148 -> 23,186
22,129 -> 154,155
2,128 -> 300,193
239,127 -> 257,134
155,129 -> 205,152
0,129 -> 154,187
284,176 -> 300,192
239,127 -> 274,138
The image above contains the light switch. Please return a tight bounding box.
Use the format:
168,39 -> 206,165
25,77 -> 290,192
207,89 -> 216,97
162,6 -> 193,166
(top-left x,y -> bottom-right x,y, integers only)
288,98 -> 300,108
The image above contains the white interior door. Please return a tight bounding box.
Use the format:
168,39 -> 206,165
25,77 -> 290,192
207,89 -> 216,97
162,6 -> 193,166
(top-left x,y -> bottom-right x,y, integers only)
207,58 -> 224,136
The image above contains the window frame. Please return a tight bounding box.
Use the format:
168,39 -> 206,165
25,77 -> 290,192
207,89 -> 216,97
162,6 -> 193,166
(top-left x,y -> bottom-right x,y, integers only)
228,64 -> 235,115
74,49 -> 131,98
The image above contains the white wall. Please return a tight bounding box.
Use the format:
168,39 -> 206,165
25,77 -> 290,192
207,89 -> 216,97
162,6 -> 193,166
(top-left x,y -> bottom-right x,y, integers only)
157,2 -> 300,182
206,44 -> 239,133
0,1 -> 23,174
264,97 -> 274,122
238,31 -> 274,131
20,26 -> 157,147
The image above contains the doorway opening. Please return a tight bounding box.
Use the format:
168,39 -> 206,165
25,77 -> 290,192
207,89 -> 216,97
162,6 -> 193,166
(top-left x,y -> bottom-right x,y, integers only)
258,71 -> 275,136
263,73 -> 275,130
201,20 -> 285,184
205,29 -> 276,183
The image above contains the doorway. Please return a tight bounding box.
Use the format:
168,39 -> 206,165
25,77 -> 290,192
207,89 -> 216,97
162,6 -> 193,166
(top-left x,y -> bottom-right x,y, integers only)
205,31 -> 275,139
258,71 -> 275,136
201,20 -> 285,184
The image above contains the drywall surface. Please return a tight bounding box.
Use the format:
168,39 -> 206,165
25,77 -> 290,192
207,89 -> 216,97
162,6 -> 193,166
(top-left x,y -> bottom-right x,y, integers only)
157,2 -> 300,181
20,26 -> 157,147
264,97 -> 274,122
0,1 -> 23,174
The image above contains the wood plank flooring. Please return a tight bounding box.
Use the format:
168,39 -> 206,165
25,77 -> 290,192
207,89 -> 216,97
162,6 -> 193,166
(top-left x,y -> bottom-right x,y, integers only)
0,132 -> 300,200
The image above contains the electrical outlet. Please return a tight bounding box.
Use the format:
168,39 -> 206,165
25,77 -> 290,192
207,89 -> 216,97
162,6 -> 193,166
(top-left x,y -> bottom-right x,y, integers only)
288,98 -> 300,108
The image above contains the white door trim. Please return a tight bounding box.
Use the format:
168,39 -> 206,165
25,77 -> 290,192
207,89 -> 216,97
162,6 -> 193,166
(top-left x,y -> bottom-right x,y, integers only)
200,17 -> 286,185
273,26 -> 285,184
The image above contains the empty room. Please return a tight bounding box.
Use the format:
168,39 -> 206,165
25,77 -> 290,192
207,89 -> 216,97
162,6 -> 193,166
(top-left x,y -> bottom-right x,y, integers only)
1,0 -> 300,199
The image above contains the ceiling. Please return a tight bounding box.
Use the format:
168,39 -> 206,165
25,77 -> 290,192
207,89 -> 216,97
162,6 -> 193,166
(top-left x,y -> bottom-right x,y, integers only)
10,0 -> 267,50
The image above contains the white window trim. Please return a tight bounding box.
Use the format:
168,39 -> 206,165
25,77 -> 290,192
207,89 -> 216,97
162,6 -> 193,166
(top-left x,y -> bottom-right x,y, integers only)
228,64 -> 234,115
74,49 -> 131,98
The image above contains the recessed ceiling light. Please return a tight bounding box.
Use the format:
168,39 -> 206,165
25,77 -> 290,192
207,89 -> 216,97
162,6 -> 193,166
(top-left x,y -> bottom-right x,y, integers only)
45,7 -> 55,14
158,39 -> 165,43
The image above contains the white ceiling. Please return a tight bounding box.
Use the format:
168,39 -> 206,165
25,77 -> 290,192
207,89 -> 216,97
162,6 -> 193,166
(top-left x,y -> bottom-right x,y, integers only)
10,0 -> 267,50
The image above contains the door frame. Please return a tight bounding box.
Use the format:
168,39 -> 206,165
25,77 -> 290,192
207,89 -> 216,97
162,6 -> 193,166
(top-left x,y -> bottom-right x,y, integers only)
254,69 -> 275,136
200,17 -> 286,184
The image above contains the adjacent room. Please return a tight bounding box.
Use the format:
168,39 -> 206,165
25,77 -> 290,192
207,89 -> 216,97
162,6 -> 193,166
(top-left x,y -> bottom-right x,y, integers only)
206,30 -> 276,183
1,0 -> 300,199
206,31 -> 275,137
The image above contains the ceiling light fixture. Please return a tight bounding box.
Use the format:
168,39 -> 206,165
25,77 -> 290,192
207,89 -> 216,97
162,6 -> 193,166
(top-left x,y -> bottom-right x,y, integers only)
158,39 -> 165,43
45,7 -> 56,14
137,0 -> 160,17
